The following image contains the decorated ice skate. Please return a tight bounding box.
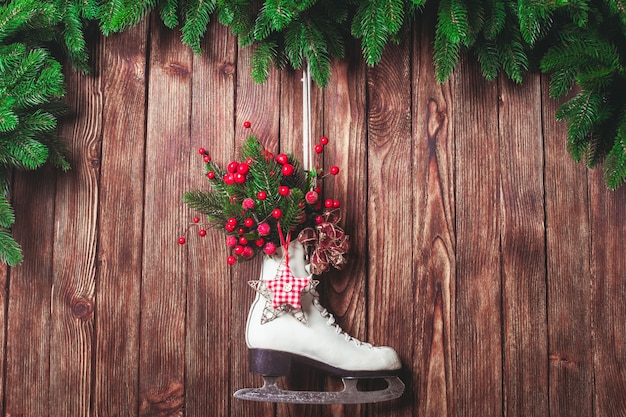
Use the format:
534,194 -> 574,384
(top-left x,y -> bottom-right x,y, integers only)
182,128 -> 404,404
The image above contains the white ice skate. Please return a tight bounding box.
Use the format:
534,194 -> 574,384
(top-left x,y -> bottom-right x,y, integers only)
233,240 -> 405,404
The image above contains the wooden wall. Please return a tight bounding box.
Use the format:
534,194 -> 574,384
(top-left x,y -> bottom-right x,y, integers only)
2,10 -> 625,417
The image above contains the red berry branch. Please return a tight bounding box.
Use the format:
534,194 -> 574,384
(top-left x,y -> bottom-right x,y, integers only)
181,122 -> 348,268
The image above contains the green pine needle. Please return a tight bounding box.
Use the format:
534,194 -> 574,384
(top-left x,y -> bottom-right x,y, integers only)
0,226 -> 22,266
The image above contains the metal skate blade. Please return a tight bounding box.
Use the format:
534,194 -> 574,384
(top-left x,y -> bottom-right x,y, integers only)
233,375 -> 405,404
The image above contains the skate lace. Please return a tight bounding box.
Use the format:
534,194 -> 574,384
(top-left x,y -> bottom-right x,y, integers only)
310,289 -> 373,349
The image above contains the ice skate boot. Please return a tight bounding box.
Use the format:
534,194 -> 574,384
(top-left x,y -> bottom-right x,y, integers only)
234,240 -> 404,404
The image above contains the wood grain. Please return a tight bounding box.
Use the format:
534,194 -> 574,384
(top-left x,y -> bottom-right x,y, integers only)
366,37 -> 414,417
542,78 -> 594,417
412,11 -> 456,417
589,169 -> 626,416
453,53 -> 502,417
498,75 -> 548,416
139,16 -> 191,416
319,44 -> 368,417
95,22 -> 148,417
184,20 -> 237,417
49,34 -> 102,417
6,166 -> 56,417
230,36 -> 281,417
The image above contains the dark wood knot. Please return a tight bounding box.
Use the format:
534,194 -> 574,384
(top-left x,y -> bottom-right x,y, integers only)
71,298 -> 93,321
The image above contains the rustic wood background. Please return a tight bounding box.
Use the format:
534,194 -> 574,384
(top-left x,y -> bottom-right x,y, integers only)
2,9 -> 625,417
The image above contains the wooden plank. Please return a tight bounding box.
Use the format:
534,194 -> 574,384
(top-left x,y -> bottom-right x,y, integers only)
366,38 -> 414,417
139,16 -> 191,416
589,171 -> 626,415
184,20 -> 237,417
498,75 -> 548,416
318,44 -> 368,417
47,38 -> 102,416
412,11 -> 456,417
230,41 -> 281,417
453,54 -> 502,416
5,166 -> 56,416
94,22 -> 147,417
275,56 -> 324,417
0,261 -> 5,415
542,80 -> 594,417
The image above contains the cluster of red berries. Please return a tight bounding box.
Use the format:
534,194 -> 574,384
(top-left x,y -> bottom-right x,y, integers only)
180,121 -> 342,265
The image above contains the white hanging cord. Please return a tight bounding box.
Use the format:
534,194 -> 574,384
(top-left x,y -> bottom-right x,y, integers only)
302,61 -> 313,171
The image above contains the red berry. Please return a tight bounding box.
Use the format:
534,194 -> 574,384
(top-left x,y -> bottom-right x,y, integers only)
227,161 -> 239,174
225,224 -> 235,232
255,238 -> 265,247
207,171 -> 215,179
329,166 -> 339,175
239,236 -> 248,245
315,186 -> 321,194
193,217 -> 200,223
198,147 -> 206,155
245,157 -> 254,165
244,218 -> 254,227
203,155 -> 211,163
324,199 -> 333,208
281,164 -> 294,176
257,222 -> 271,236
234,245 -> 245,255
227,217 -> 238,225
272,208 -> 282,219
234,172 -> 246,184
320,136 -> 329,145
227,255 -> 237,265
257,191 -> 267,200
314,144 -> 323,154
226,236 -> 238,247
242,198 -> 255,209
333,200 -> 341,208
223,174 -> 235,185
237,163 -> 250,175
199,229 -> 207,237
278,186 -> 290,196
178,237 -> 186,244
315,215 -> 324,224
264,242 -> 277,255
242,246 -> 254,258
237,227 -> 246,235
276,153 -> 289,165
243,121 -> 251,129
305,191 -> 318,204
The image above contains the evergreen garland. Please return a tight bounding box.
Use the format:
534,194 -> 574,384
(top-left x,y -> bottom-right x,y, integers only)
2,0 -> 626,264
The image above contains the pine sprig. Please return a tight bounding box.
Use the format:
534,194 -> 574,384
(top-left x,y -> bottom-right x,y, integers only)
181,0 -> 217,54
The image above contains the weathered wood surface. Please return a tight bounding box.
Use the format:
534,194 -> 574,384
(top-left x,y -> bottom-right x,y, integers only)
3,11 -> 626,417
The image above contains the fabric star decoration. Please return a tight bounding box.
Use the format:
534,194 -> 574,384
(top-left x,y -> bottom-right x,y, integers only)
265,262 -> 310,310
248,261 -> 318,324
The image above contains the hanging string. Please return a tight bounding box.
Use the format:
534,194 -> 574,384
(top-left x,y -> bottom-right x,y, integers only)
302,61 -> 313,171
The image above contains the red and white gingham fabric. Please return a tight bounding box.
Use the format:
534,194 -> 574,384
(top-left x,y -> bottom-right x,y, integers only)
266,263 -> 310,310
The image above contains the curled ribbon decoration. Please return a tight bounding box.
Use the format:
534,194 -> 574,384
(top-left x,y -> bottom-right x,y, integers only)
298,209 -> 350,275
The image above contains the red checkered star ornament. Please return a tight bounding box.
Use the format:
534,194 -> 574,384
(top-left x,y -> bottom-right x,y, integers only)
265,262 -> 310,310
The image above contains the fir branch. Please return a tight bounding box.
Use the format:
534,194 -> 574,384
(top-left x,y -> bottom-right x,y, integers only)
0,226 -> 22,266
0,192 -> 14,228
181,0 -> 217,54
604,116 -> 626,189
160,0 -> 179,28
557,89 -> 605,162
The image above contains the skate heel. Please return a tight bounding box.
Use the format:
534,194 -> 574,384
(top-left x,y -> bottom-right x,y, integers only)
249,349 -> 292,376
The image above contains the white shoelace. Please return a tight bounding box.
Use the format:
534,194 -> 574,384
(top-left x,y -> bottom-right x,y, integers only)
309,289 -> 373,349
